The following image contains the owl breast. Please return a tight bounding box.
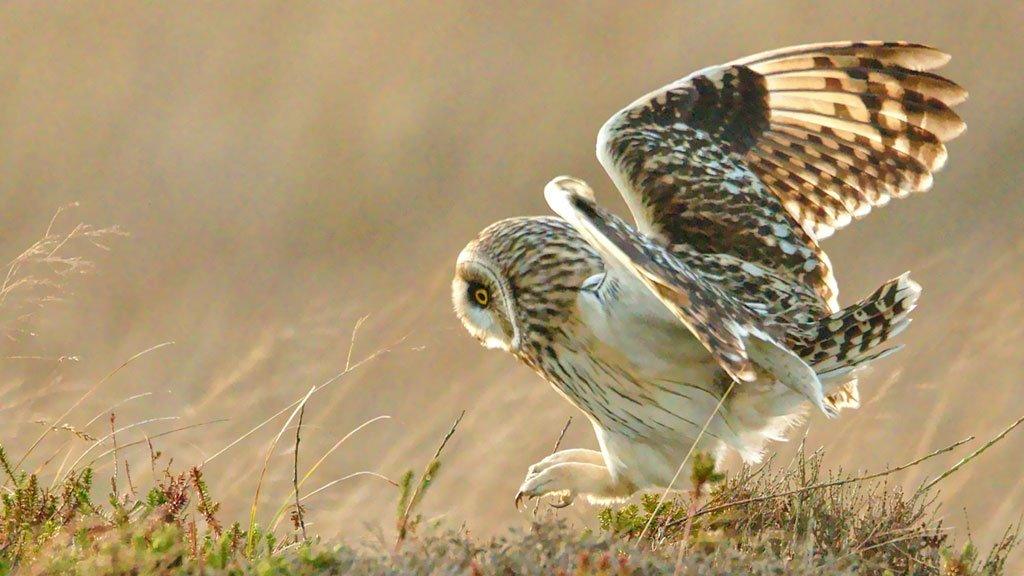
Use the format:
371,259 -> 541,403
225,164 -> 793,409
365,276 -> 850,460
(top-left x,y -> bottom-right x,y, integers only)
530,274 -> 729,439
577,273 -> 719,381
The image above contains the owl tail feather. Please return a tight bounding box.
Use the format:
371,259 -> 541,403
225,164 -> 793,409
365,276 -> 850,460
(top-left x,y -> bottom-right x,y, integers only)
794,272 -> 922,383
745,333 -> 837,418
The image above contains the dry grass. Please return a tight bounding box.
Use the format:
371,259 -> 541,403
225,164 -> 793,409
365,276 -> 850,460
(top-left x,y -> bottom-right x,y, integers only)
0,205 -> 120,328
1,423 -> 1018,575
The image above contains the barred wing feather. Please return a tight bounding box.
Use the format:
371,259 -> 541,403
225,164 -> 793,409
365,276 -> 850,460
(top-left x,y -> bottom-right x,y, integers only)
597,41 -> 966,310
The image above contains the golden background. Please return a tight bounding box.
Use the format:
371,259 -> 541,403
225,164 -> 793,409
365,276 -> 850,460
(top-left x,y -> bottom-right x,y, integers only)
1,0 -> 1021,563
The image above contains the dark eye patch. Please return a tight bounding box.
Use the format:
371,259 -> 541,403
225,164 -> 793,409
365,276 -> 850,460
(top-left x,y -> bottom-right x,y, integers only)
466,281 -> 490,307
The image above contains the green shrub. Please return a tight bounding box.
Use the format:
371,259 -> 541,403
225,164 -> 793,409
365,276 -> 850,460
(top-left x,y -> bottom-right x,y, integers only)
0,440 -> 1017,575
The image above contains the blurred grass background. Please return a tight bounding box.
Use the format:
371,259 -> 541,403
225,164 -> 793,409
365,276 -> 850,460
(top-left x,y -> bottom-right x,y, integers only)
0,0 -> 1021,566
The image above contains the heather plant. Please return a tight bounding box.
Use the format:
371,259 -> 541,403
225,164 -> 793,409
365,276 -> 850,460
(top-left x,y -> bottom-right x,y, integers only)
0,440 -> 1018,575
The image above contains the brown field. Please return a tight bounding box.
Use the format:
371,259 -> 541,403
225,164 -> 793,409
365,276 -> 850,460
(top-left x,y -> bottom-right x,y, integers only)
1,0 -> 1022,569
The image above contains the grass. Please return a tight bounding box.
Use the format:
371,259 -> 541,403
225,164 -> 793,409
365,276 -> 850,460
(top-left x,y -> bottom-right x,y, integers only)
0,430 -> 1019,575
0,203 -> 124,345
0,209 -> 1020,574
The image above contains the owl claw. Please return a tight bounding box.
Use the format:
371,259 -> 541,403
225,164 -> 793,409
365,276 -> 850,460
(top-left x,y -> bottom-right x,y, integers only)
514,491 -> 529,511
518,459 -> 586,510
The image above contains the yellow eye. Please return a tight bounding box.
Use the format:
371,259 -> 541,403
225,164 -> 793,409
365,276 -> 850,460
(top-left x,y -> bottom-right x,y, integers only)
473,287 -> 490,307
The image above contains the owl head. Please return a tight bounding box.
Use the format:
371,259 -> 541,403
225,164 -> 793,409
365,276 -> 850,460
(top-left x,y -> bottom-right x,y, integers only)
452,216 -> 602,357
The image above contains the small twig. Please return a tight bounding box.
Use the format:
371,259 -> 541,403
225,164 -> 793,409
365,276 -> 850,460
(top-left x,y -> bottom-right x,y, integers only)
396,410 -> 465,548
146,434 -> 159,479
681,484 -> 704,548
551,417 -> 573,453
268,415 -> 391,531
45,393 -> 154,484
292,404 -> 308,540
667,435 -> 973,529
918,415 -> 1024,494
124,460 -> 136,496
86,419 -> 228,465
109,414 -> 119,498
534,417 -> 573,515
67,416 -> 181,472
674,489 -> 703,574
345,315 -> 369,371
246,385 -> 316,556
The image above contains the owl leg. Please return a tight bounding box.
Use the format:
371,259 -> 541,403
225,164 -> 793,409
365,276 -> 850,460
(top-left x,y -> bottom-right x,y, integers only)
515,462 -> 633,509
525,448 -> 605,479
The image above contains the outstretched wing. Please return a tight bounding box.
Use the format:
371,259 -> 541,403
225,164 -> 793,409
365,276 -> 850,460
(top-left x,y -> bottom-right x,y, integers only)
597,41 -> 966,309
545,177 -> 831,415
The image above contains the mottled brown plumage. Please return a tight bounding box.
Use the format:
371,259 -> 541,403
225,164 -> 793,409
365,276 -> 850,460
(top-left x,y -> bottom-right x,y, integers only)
452,41 -> 964,507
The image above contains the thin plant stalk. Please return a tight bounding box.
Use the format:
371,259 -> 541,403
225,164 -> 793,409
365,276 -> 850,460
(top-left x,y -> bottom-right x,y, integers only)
6,341 -> 174,485
918,415 -> 1024,494
668,435 -> 974,529
245,385 -> 316,556
202,322 -> 395,466
271,471 -> 398,532
637,380 -> 736,544
396,410 -> 465,548
268,415 -> 391,531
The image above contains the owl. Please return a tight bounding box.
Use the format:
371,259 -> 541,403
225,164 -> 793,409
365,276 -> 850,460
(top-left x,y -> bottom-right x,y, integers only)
452,42 -> 965,508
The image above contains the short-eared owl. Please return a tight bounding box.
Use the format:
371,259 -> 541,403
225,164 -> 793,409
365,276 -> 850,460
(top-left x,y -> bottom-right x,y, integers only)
452,42 -> 966,507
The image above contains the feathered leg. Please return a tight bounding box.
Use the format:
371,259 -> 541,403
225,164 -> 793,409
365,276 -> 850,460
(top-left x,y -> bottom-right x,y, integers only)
526,448 -> 605,476
515,461 -> 634,509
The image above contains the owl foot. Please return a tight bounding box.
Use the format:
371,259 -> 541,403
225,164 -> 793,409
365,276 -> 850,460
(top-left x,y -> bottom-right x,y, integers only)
514,489 -> 574,510
514,461 -> 631,511
517,451 -> 604,510
525,448 -> 605,479
515,464 -> 577,510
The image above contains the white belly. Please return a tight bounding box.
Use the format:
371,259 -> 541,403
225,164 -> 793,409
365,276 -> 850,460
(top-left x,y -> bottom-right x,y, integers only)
562,277 -> 806,488
594,422 -> 726,489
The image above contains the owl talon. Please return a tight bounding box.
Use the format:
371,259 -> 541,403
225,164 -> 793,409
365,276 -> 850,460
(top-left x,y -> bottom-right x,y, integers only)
514,490 -> 535,511
517,463 -> 580,510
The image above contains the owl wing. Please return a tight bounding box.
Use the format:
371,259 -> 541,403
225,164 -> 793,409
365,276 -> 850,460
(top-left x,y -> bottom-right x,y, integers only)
545,177 -> 833,416
597,41 -> 965,309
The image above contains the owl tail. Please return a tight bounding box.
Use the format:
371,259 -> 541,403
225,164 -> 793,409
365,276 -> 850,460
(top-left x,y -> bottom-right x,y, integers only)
794,273 -> 922,385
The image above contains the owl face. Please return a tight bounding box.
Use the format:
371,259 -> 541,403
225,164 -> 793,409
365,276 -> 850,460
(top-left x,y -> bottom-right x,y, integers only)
453,216 -> 604,363
452,244 -> 519,352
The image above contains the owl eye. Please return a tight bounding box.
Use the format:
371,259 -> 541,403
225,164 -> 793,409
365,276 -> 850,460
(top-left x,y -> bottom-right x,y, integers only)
474,288 -> 490,307
469,284 -> 490,307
